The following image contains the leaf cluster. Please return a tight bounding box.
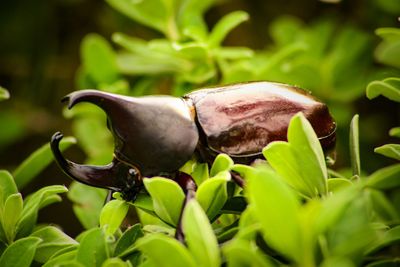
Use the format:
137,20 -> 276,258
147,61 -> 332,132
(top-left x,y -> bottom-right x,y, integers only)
367,27 -> 400,161
1,102 -> 400,266
50,113 -> 400,267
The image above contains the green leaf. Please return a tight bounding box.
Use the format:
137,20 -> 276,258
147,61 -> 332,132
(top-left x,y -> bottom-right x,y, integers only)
0,171 -> 18,209
114,224 -> 144,257
0,221 -> 5,244
132,193 -> 155,215
136,209 -> 170,228
17,185 -> 68,238
135,234 -> 196,267
366,259 -> 400,267
215,47 -> 254,59
367,189 -> 399,223
231,164 -> 256,180
13,137 -> 76,189
269,15 -> 303,47
81,34 -> 119,84
177,0 -> 215,41
208,11 -> 249,47
143,177 -> 185,226
2,193 -> 23,243
389,127 -> 400,138
182,199 -> 220,267
106,0 -> 169,37
237,207 -> 259,238
210,154 -> 234,176
259,43 -> 307,77
376,27 -> 400,42
178,159 -> 195,175
196,173 -> 229,220
42,249 -> 78,267
366,164 -> 400,190
112,33 -> 149,54
102,258 -> 129,267
328,26 -> 371,98
375,37 -> 400,68
327,178 -> 353,193
30,226 -> 78,263
76,228 -> 108,267
315,186 -> 360,234
216,225 -> 238,243
192,163 -> 209,186
263,113 -> 328,198
349,115 -> 361,177
0,87 -> 10,101
180,61 -> 216,83
246,167 -> 301,262
142,224 -> 174,236
51,261 -> 85,267
223,239 -> 273,267
113,34 -> 189,72
321,257 -> 355,267
175,42 -> 207,60
374,144 -> 400,160
366,78 -> 400,102
47,241 -> 78,259
324,194 -> 376,259
100,199 -> 129,236
220,59 -> 255,84
68,182 -> 107,229
72,116 -> 113,165
0,237 -> 41,267
116,53 -> 185,75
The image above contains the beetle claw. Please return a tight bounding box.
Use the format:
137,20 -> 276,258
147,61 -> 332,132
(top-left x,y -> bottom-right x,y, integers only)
61,95 -> 73,109
51,131 -> 67,165
50,132 -> 123,192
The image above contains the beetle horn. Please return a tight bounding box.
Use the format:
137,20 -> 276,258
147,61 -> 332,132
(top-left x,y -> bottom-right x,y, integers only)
62,89 -> 129,111
61,89 -> 137,145
59,89 -> 199,177
51,131 -> 122,191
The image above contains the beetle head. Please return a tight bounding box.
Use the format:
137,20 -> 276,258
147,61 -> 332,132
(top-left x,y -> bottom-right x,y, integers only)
51,90 -> 199,200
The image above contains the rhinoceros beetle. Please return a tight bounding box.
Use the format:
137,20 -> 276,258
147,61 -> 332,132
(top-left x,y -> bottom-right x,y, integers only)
51,81 -> 336,202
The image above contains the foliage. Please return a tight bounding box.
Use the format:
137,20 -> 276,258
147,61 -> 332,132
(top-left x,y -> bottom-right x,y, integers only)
0,169 -> 73,266
367,27 -> 400,165
0,87 -> 9,101
2,110 -> 400,266
0,0 -> 400,266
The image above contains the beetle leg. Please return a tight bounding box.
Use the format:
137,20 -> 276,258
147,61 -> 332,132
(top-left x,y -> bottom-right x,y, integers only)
104,190 -> 114,204
230,171 -> 245,188
230,158 -> 267,188
173,172 -> 197,243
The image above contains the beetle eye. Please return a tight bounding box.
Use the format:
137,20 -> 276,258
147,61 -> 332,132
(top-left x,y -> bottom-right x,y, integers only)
128,168 -> 141,180
128,168 -> 139,178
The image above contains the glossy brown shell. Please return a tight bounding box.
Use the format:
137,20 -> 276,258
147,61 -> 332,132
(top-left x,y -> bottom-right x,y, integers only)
186,82 -> 336,157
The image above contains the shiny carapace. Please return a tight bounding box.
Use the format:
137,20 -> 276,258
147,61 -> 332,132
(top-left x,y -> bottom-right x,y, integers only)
51,81 -> 336,200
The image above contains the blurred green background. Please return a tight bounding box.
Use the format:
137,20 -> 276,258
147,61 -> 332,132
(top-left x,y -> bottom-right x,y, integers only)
0,0 -> 399,235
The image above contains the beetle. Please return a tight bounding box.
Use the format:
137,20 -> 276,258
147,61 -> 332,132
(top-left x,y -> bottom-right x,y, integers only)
51,81 -> 336,202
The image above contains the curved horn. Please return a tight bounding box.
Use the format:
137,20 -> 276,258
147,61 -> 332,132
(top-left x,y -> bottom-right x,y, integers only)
51,132 -> 122,191
62,89 -> 132,113
59,89 -> 199,177
61,89 -> 136,145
